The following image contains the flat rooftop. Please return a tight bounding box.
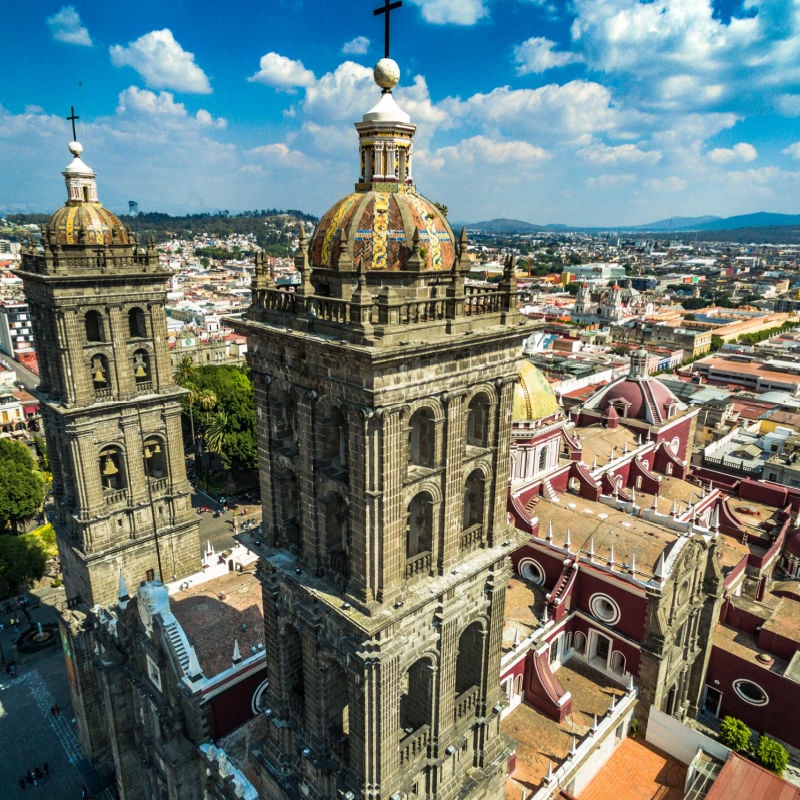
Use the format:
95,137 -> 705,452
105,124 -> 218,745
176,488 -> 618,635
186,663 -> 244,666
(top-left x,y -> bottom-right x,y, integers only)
502,575 -> 546,655
170,570 -> 264,678
577,738 -> 687,800
503,659 -> 625,798
576,425 -> 639,468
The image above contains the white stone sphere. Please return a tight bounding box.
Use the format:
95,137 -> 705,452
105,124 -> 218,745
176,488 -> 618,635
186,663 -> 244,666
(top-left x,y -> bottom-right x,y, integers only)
374,58 -> 400,90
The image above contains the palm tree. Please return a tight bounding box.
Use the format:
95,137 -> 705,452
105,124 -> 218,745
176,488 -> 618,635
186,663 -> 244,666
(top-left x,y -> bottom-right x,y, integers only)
184,385 -> 199,462
199,390 -> 217,423
173,355 -> 196,386
204,410 -> 227,455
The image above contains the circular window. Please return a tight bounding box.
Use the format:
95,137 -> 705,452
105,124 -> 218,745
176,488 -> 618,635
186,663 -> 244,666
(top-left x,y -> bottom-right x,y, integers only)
671,437 -> 680,455
733,679 -> 768,706
589,593 -> 621,625
250,678 -> 270,715
518,558 -> 545,585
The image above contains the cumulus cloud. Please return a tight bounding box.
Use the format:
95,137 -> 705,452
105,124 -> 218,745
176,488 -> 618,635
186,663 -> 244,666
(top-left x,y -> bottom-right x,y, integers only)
577,142 -> 661,165
110,30 -> 211,94
248,52 -> 316,91
585,173 -> 637,189
782,142 -> 800,159
116,86 -> 225,128
708,142 -> 757,165
406,0 -> 489,26
435,135 -> 549,165
644,176 -> 687,193
249,142 -> 313,169
302,61 -> 374,121
342,36 -> 370,55
46,5 -> 92,46
777,94 -> 800,117
514,37 -> 579,74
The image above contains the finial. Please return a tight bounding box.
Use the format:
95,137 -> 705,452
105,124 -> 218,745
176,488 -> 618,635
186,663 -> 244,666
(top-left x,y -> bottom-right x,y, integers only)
118,570 -> 130,603
608,544 -> 615,569
188,646 -> 204,682
232,639 -> 242,664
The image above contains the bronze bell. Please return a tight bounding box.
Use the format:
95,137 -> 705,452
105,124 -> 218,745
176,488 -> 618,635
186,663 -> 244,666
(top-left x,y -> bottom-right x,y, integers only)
102,455 -> 118,476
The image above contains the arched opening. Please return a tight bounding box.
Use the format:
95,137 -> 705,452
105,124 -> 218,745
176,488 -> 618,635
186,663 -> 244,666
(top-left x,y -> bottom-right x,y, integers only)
318,405 -> 347,476
408,407 -> 436,469
466,393 -> 490,448
91,353 -> 111,394
85,311 -> 104,342
129,307 -> 147,338
455,622 -> 484,695
270,387 -> 297,453
406,492 -> 433,577
274,467 -> 301,551
400,658 -> 433,734
133,349 -> 151,384
281,625 -> 305,724
143,437 -> 167,480
538,447 -> 549,473
573,630 -> 586,655
462,470 -> 485,529
100,447 -> 126,492
324,660 -> 350,763
323,493 -> 349,577
611,650 -> 626,675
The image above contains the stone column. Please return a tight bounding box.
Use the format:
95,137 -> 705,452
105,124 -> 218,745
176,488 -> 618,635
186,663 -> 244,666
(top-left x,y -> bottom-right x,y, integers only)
296,387 -> 319,571
441,391 -> 465,570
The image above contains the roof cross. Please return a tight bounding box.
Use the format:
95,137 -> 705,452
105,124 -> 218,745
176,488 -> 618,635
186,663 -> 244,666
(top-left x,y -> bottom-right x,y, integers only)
66,106 -> 80,141
373,0 -> 402,59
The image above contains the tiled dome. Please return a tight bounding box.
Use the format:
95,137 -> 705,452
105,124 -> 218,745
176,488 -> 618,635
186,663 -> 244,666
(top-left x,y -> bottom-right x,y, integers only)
513,360 -> 560,422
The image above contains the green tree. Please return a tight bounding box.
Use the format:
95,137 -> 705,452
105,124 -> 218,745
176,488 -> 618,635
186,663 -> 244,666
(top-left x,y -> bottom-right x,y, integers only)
0,463 -> 45,535
199,389 -> 217,423
32,434 -> 49,471
204,410 -> 228,454
0,532 -> 47,596
718,716 -> 752,753
173,355 -> 196,386
755,735 -> 789,775
190,365 -> 257,473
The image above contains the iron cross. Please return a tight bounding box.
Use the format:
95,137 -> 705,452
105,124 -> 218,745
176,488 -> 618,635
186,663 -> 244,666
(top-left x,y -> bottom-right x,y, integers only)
66,106 -> 80,140
374,0 -> 402,59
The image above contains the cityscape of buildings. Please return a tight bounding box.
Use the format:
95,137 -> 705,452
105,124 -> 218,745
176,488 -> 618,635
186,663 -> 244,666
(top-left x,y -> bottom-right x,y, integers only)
6,21 -> 800,800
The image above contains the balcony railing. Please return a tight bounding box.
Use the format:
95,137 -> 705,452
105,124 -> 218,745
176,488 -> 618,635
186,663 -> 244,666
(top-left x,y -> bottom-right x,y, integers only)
454,685 -> 480,721
94,387 -> 112,400
405,551 -> 432,580
148,477 -> 169,494
460,524 -> 484,552
104,489 -> 127,506
399,724 -> 430,765
135,380 -> 153,394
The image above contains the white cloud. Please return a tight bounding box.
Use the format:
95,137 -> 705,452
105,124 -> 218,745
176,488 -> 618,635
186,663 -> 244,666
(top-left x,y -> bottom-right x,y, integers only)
777,94 -> 800,117
116,87 -> 225,128
248,52 -> 316,91
782,142 -> 800,159
708,142 -> 757,165
578,142 -> 660,165
342,36 -> 370,55
110,30 -> 211,94
406,0 -> 489,25
302,61 -> 374,122
514,37 -> 579,74
248,142 -> 313,170
46,5 -> 92,47
585,173 -> 637,189
644,176 -> 687,193
435,135 -> 549,165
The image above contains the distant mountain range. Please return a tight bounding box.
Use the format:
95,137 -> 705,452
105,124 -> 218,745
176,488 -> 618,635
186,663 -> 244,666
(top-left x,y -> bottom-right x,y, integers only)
461,212 -> 800,235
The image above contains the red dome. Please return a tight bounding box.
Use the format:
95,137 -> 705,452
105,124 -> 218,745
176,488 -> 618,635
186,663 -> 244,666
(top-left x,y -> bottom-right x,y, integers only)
785,530 -> 800,559
592,376 -> 681,425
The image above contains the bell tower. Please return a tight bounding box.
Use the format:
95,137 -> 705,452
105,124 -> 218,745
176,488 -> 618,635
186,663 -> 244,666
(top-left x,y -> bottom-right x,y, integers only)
19,139 -> 199,609
235,51 -> 526,800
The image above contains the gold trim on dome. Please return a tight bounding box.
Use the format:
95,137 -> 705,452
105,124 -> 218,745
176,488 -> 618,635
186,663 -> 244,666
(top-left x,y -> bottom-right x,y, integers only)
321,193 -> 359,266
371,192 -> 390,269
406,194 -> 444,270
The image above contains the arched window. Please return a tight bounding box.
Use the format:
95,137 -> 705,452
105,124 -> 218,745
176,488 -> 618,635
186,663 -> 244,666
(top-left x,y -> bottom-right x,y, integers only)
270,387 -> 297,453
406,493 -> 433,559
91,354 -> 111,394
466,393 -> 490,448
455,622 -> 484,695
573,630 -> 586,655
400,658 -> 433,733
408,408 -> 436,469
129,307 -> 146,338
143,438 -> 167,480
611,651 -> 626,675
318,406 -> 347,474
275,467 -> 301,551
462,470 -> 485,529
323,493 -> 349,577
85,311 -> 104,342
133,349 -> 151,383
100,446 -> 126,491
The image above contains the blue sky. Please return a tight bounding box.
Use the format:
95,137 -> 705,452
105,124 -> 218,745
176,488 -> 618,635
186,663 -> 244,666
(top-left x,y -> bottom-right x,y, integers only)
3,1 -> 800,226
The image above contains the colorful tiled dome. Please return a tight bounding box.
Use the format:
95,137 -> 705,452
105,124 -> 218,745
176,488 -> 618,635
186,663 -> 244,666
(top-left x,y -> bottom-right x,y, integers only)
309,189 -> 455,271
513,360 -> 561,422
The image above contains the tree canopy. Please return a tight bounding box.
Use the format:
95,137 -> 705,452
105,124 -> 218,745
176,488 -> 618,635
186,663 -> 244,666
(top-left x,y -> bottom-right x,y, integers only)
188,365 -> 257,473
755,735 -> 789,775
0,531 -> 48,596
718,716 -> 752,753
0,440 -> 44,535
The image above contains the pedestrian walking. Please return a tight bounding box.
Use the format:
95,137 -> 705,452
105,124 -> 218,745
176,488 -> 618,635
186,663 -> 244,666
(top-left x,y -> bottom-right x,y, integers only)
81,785 -> 91,799
43,762 -> 49,776
18,775 -> 26,790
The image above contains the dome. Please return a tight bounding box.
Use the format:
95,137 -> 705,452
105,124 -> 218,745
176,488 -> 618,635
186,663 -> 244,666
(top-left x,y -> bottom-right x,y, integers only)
589,375 -> 682,424
47,140 -> 129,247
513,360 -> 560,422
309,189 -> 456,272
785,530 -> 800,559
48,203 -> 130,247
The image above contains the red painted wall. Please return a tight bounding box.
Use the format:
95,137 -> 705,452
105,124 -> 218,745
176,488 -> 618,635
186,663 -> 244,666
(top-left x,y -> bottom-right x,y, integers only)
205,666 -> 268,738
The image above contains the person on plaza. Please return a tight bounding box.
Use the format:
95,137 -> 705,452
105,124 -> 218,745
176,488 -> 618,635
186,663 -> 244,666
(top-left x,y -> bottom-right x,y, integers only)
43,762 -> 49,776
34,767 -> 42,784
81,785 -> 91,799
18,775 -> 26,790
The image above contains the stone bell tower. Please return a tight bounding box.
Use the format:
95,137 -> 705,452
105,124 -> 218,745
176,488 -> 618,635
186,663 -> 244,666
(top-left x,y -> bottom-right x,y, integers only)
19,139 -> 199,608
235,53 -> 527,800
